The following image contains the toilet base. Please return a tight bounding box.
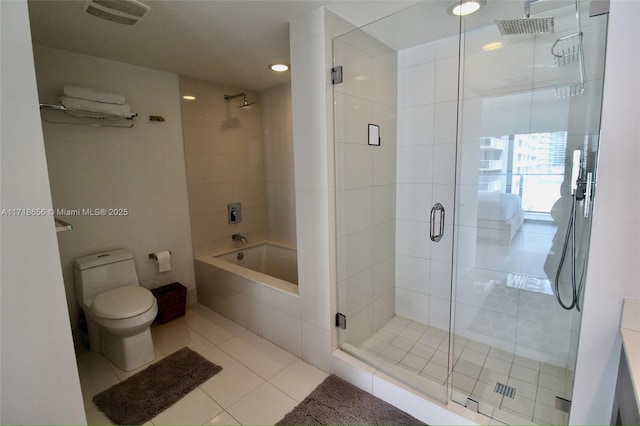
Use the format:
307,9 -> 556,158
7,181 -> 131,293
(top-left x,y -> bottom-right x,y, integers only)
103,328 -> 156,371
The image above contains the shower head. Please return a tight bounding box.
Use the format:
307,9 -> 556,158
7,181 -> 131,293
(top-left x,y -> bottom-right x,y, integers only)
495,0 -> 554,35
495,17 -> 554,35
224,92 -> 256,109
239,99 -> 255,109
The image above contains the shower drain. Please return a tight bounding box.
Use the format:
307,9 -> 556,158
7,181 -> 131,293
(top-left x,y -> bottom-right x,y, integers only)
494,382 -> 516,399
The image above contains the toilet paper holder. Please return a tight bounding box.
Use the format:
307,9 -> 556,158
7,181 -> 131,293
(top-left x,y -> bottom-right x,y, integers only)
148,251 -> 172,260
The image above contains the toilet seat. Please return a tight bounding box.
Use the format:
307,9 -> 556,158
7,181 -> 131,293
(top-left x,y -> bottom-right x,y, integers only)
92,286 -> 155,320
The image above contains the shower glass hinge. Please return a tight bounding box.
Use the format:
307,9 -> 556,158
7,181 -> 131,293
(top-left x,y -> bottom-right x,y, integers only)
555,396 -> 572,413
465,398 -> 479,413
331,66 -> 343,85
335,312 -> 346,329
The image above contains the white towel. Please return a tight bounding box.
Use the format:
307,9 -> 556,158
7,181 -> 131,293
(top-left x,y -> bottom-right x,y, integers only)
63,85 -> 126,105
59,96 -> 135,119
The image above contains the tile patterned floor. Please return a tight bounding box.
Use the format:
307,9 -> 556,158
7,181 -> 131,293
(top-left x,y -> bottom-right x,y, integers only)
77,304 -> 328,425
359,316 -> 573,425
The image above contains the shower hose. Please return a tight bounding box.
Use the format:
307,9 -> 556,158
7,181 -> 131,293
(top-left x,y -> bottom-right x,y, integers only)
554,193 -> 587,311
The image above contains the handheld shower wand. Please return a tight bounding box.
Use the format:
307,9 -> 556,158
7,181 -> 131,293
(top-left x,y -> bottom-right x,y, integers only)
554,149 -> 588,311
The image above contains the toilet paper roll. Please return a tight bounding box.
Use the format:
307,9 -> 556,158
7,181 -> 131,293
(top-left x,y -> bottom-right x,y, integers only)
154,250 -> 172,272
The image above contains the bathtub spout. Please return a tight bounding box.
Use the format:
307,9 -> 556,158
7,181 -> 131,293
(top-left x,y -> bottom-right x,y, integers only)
232,233 -> 248,244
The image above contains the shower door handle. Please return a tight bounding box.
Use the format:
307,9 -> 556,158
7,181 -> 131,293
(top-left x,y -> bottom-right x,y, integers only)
430,203 -> 445,242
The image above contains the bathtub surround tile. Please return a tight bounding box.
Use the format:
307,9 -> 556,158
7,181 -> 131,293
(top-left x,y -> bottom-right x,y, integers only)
302,320 -> 333,372
261,305 -> 303,357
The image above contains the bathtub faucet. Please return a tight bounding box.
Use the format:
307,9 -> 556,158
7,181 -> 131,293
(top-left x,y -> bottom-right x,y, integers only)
232,233 -> 248,244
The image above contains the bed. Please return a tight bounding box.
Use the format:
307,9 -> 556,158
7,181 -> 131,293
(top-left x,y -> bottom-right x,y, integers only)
476,191 -> 525,243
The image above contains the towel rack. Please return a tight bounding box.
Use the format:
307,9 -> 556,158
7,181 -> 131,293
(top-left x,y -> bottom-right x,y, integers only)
39,104 -> 137,128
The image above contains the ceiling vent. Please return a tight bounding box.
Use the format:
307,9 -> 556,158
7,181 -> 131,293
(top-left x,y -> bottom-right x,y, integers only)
82,0 -> 150,26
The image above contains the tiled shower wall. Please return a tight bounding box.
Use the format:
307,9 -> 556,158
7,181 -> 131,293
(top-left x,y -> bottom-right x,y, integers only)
395,36 -> 462,331
261,83 -> 297,246
181,77 -> 296,256
334,30 -> 398,347
180,76 -> 266,256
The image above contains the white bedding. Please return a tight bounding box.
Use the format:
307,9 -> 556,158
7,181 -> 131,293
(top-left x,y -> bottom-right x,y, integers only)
477,191 -> 522,222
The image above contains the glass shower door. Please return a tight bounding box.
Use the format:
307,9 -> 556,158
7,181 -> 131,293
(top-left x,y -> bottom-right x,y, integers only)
333,1 -> 462,404
451,0 -> 608,423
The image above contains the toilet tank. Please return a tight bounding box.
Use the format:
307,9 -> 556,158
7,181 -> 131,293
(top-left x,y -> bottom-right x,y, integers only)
74,249 -> 139,304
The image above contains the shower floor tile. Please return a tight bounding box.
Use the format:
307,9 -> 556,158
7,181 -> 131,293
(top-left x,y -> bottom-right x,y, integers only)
357,315 -> 572,425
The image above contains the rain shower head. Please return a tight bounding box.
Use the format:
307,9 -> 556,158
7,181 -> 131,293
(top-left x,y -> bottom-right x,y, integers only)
495,0 -> 554,35
224,92 -> 255,109
496,17 -> 554,35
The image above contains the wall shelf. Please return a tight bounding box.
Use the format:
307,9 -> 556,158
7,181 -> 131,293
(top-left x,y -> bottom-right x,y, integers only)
39,104 -> 137,128
54,217 -> 73,233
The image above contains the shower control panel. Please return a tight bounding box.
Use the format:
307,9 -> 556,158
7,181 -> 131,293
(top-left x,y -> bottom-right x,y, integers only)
228,203 -> 242,224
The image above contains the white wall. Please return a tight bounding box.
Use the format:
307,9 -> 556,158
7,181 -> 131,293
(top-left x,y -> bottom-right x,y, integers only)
0,1 -> 85,423
32,46 -> 195,347
570,0 -> 640,423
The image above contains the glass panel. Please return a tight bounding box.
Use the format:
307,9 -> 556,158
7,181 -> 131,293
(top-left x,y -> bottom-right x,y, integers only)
333,1 -> 462,404
453,0 -> 608,422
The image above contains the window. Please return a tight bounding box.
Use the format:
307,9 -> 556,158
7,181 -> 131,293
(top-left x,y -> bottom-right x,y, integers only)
512,132 -> 567,215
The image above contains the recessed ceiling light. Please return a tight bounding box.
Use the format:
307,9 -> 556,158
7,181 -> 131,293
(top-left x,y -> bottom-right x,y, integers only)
269,64 -> 289,72
447,0 -> 485,16
182,95 -> 196,100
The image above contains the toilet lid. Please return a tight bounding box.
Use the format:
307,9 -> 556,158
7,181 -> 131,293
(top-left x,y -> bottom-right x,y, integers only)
92,286 -> 156,320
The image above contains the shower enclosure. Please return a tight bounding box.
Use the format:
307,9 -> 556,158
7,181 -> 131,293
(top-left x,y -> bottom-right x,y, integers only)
333,0 -> 608,423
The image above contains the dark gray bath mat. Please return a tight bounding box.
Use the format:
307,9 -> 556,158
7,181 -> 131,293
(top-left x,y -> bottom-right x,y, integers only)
93,346 -> 222,425
276,374 -> 426,425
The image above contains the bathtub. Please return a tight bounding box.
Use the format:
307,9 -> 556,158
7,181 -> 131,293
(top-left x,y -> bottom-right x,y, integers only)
214,242 -> 297,287
194,241 -> 302,355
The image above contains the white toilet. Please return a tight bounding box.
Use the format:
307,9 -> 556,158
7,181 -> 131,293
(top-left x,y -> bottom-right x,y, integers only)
74,249 -> 158,371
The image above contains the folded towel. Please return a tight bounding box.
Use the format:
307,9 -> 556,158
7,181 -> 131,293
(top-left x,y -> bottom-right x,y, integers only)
63,85 -> 126,105
59,96 -> 135,119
